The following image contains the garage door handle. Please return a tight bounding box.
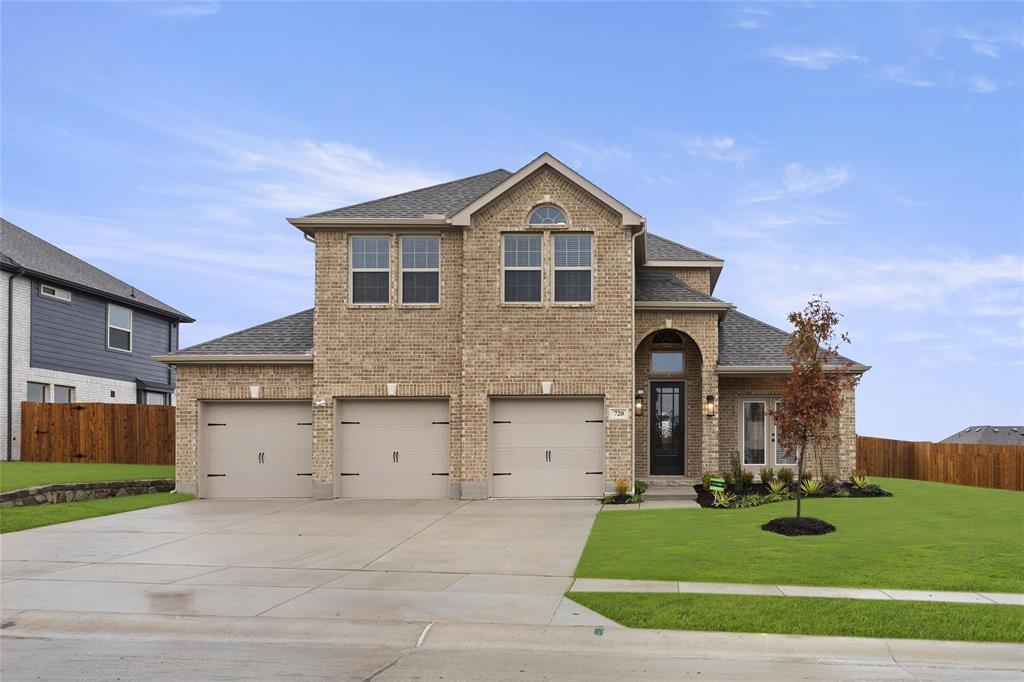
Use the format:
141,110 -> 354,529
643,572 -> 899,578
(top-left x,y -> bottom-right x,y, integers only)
296,473 -> 312,476
585,419 -> 604,423
339,473 -> 359,476
339,421 -> 360,425
431,472 -> 449,476
586,471 -> 604,475
296,422 -> 312,426
432,421 -> 449,425
207,474 -> 226,477
493,472 -> 511,476
207,423 -> 226,426
492,420 -> 511,424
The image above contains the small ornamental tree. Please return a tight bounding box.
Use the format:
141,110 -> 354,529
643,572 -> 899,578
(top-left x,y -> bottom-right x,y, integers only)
771,295 -> 860,519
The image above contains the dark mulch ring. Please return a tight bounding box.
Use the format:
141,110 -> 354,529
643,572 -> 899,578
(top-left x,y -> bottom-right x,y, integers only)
762,517 -> 837,536
693,481 -> 891,508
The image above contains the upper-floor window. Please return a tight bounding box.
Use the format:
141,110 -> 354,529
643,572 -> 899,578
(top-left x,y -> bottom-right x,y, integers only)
528,206 -> 567,226
107,304 -> 133,352
27,382 -> 47,403
40,283 -> 71,302
502,234 -> 542,303
351,236 -> 390,304
401,236 -> 440,304
53,385 -> 74,403
553,234 -> 592,302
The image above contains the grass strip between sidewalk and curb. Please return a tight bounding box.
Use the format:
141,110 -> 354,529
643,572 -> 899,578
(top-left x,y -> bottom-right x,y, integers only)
570,592 -> 1024,643
0,493 -> 194,533
0,462 -> 175,492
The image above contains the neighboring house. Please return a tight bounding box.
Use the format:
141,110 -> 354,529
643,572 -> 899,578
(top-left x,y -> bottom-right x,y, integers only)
1,219 -> 194,460
940,426 -> 1024,446
159,153 -> 868,500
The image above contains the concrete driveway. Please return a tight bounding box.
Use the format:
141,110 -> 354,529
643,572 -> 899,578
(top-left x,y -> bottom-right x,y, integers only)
1,498 -> 611,626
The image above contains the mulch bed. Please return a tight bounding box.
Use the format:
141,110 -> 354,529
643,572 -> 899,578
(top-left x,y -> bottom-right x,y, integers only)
762,517 -> 837,536
693,481 -> 891,508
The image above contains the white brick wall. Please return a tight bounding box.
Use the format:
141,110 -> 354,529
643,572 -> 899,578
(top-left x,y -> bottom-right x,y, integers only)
1,274 -> 169,460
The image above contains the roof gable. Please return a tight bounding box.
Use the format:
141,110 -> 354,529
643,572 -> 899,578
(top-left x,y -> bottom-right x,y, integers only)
450,153 -> 644,227
1,219 -> 193,321
646,233 -> 722,263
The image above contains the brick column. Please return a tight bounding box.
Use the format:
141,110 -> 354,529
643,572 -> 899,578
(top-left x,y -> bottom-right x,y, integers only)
701,359 -> 719,475
311,400 -> 334,499
837,387 -> 857,479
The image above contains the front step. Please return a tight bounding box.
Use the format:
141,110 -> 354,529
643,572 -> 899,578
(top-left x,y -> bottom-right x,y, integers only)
640,486 -> 698,502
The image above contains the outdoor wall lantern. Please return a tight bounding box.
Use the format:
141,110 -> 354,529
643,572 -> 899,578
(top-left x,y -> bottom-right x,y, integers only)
634,389 -> 645,416
704,394 -> 718,417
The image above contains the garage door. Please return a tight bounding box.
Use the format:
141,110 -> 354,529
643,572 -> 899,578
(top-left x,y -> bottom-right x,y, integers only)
490,398 -> 605,498
335,399 -> 450,498
202,401 -> 313,498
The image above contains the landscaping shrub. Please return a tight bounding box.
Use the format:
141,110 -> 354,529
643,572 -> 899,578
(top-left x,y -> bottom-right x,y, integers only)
712,490 -> 737,508
800,479 -> 826,496
759,466 -> 776,483
737,470 -> 754,492
776,468 -> 795,485
767,479 -> 788,495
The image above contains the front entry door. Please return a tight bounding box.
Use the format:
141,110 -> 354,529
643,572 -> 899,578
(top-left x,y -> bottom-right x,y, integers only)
650,382 -> 684,475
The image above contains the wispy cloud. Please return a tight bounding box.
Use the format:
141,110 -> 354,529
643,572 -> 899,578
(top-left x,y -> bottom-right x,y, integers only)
890,331 -> 948,343
738,162 -> 850,204
955,28 -> 1024,60
964,73 -> 999,94
728,6 -> 771,30
887,189 -> 926,207
710,206 -> 847,239
679,135 -> 753,165
763,46 -> 865,70
563,140 -> 631,171
154,2 -> 221,18
880,65 -> 936,88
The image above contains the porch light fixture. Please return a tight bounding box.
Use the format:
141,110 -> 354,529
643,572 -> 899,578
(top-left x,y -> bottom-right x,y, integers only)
634,389 -> 645,416
249,385 -> 261,400
704,394 -> 718,417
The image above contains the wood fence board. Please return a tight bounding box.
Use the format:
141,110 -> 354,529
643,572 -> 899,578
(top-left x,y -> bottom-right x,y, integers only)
20,402 -> 175,465
856,435 -> 1023,491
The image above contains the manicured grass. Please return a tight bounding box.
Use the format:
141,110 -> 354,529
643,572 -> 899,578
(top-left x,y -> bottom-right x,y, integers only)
571,592 -> 1024,643
0,462 -> 174,492
0,493 -> 193,533
577,478 -> 1024,593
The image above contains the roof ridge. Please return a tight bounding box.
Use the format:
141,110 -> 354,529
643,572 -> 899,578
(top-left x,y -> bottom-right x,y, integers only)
179,308 -> 313,353
647,232 -> 721,262
306,168 -> 511,218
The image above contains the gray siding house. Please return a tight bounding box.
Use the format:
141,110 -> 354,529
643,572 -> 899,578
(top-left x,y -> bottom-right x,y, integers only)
1,218 -> 193,460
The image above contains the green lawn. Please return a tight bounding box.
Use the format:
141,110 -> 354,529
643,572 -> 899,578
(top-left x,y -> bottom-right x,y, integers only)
577,478 -> 1024,593
0,462 -> 175,492
571,592 -> 1024,643
0,493 -> 193,533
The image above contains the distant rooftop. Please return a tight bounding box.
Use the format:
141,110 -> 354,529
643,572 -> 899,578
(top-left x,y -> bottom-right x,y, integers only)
939,426 -> 1024,446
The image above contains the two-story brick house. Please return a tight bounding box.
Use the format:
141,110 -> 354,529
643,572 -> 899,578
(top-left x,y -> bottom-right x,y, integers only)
160,153 -> 867,499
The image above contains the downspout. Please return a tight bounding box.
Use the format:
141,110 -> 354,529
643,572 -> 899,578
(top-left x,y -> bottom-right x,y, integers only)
630,220 -> 647,494
6,268 -> 22,461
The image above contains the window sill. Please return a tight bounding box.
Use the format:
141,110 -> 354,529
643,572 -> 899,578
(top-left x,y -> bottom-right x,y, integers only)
347,303 -> 392,309
551,302 -> 595,308
398,303 -> 442,309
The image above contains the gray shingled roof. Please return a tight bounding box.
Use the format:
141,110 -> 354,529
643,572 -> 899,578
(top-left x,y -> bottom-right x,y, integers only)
176,308 -> 313,356
636,272 -> 726,303
1,219 -> 193,321
719,309 -> 860,367
939,426 -> 1024,446
307,169 -> 512,219
647,233 -> 721,262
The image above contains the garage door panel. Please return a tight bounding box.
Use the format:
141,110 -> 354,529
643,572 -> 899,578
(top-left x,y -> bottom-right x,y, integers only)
489,398 -> 605,499
338,472 -> 448,499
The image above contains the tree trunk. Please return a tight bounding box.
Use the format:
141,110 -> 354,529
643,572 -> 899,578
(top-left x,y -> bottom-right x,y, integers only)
796,445 -> 803,518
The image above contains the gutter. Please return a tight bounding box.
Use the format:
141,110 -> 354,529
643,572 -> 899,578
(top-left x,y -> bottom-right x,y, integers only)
634,301 -> 734,312
6,267 -> 22,461
153,354 -> 314,366
718,364 -> 872,375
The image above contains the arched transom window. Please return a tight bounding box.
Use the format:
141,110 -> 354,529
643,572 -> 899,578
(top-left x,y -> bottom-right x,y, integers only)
528,205 -> 567,225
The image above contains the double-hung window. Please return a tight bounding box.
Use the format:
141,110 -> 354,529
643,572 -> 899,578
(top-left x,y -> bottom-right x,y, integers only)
351,236 -> 390,304
553,234 -> 592,302
107,304 -> 133,352
502,234 -> 542,303
401,236 -> 440,304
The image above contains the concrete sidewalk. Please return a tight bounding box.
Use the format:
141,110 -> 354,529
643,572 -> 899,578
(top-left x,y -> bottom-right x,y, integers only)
570,578 -> 1024,605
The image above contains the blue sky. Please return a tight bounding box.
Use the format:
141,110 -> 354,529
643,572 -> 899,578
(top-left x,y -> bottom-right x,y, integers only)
2,2 -> 1022,440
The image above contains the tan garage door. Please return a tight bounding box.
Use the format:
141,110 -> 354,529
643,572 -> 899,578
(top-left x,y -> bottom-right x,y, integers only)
335,399 -> 450,498
202,401 -> 313,498
490,398 -> 605,498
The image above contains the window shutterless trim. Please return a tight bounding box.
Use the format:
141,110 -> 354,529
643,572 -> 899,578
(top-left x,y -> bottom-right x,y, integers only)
349,234 -> 391,305
399,234 -> 441,305
501,233 -> 543,304
552,233 -> 593,303
106,303 -> 133,353
40,283 -> 72,302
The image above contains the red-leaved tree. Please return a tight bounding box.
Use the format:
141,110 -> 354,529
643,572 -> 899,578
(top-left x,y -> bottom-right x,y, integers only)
771,295 -> 861,518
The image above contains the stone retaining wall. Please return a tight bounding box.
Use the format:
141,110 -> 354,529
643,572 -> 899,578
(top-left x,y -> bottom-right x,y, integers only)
0,479 -> 175,508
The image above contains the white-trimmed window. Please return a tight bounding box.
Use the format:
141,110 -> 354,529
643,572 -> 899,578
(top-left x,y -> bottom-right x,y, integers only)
502,234 -> 542,303
27,382 -> 47,403
53,385 -> 74,403
107,304 -> 133,352
553,234 -> 592,302
400,236 -> 440,304
742,400 -> 767,466
143,391 -> 169,405
351,236 -> 390,304
40,283 -> 71,302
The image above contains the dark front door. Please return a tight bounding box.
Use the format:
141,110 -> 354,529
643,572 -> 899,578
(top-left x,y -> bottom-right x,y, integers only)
650,382 -> 684,475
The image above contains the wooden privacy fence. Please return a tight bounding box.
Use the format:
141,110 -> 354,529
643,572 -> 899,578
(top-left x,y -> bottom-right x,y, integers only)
20,402 -> 175,465
856,436 -> 1023,491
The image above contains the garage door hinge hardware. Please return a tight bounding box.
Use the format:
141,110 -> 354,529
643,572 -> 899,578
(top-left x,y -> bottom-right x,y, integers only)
207,423 -> 227,426
586,471 -> 604,475
432,421 -> 449,425
339,421 -> 360,425
493,472 -> 512,476
585,419 -> 604,423
296,422 -> 312,426
207,474 -> 226,477
296,473 -> 313,476
492,420 -> 511,424
431,472 -> 450,476
339,473 -> 359,476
